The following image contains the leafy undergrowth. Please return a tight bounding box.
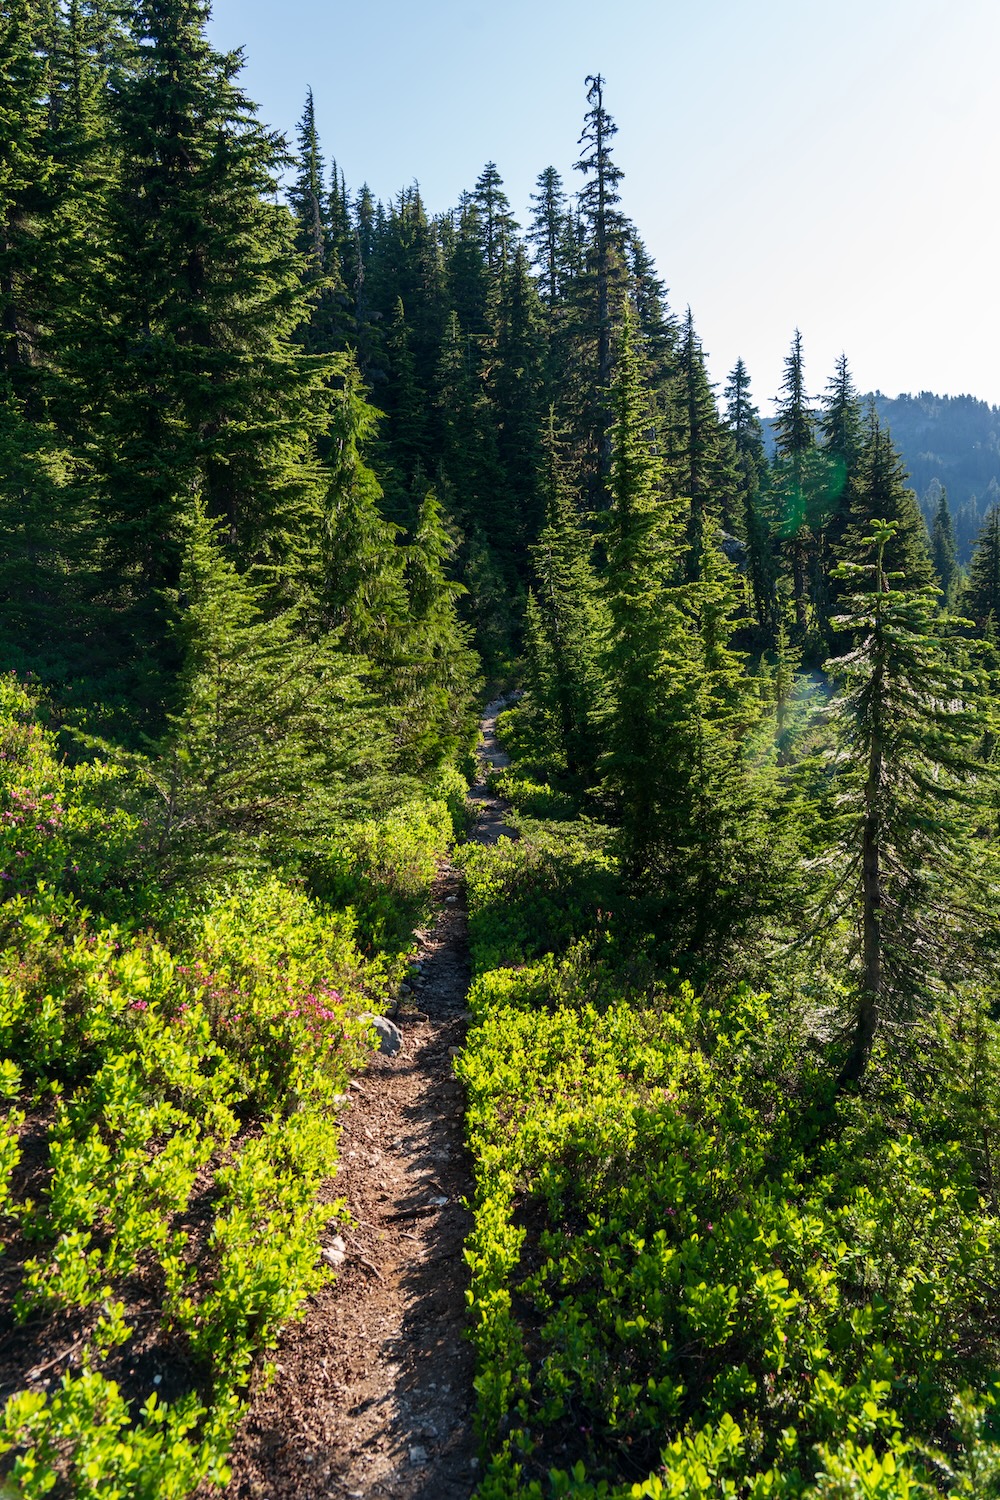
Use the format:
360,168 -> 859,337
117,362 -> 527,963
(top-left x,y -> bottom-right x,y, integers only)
456,767 -> 616,976
0,675 -> 461,1495
459,765 -> 1000,1497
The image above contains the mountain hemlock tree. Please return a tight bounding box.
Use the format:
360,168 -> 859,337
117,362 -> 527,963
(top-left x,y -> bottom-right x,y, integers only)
825,518 -> 983,1087
82,0 -> 340,699
671,308 -> 732,581
527,165 -> 570,312
817,353 -> 865,633
772,329 -> 820,632
398,487 -> 479,770
725,357 -> 776,634
930,486 -> 960,609
573,72 -> 626,488
602,305 -> 682,876
965,505 -> 1000,633
152,499 -> 387,880
837,409 -> 934,588
603,310 -> 785,973
524,416 -> 608,777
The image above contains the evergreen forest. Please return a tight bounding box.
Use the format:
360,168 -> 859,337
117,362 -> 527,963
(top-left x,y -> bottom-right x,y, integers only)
5,3 -> 1000,1497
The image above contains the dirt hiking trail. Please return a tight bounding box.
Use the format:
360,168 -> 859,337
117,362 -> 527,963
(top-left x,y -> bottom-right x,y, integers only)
221,698 -> 515,1500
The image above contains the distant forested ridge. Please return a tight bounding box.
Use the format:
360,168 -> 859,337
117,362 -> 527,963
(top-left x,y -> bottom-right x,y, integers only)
6,4 -> 1000,1497
869,391 -> 1000,562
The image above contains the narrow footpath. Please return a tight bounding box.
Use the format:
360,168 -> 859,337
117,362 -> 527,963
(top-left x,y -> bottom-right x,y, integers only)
222,699 -> 515,1500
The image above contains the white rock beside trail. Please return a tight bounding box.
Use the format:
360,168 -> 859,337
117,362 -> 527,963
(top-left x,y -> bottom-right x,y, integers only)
360,1013 -> 403,1056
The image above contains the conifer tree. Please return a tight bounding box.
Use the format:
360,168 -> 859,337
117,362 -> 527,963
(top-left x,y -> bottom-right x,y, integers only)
525,418 -> 608,777
837,411 -> 934,588
379,296 -> 427,521
572,73 -> 627,488
819,353 -> 864,504
397,488 -> 479,769
491,243 -> 546,562
288,88 -> 327,282
930,486 -> 960,608
447,199 -> 490,340
0,0 -> 102,681
1,0 -> 56,400
772,329 -> 821,631
80,0 -> 339,696
627,231 -> 674,386
602,305 -> 683,876
604,308 -> 785,973
471,161 -> 518,278
964,506 -> 1000,633
724,357 -> 776,634
287,88 -> 348,353
824,519 -> 984,1086
816,353 -> 865,629
150,499 -> 387,878
669,309 -> 733,579
321,361 -> 409,668
434,308 -> 507,576
527,166 -> 571,312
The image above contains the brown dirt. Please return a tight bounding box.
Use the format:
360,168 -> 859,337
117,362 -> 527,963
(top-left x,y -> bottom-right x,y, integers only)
221,701 -> 515,1500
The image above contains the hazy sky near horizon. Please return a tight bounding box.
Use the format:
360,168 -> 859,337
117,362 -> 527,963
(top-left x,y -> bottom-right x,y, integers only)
207,0 -> 1000,412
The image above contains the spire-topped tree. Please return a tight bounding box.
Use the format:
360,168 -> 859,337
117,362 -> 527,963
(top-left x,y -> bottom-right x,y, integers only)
820,352 -> 864,482
472,161 -> 518,277
527,166 -> 571,310
963,505 -> 1000,632
491,242 -> 546,559
76,0 -> 345,700
574,72 -> 626,398
772,328 -> 823,631
288,87 -> 327,280
670,308 -> 734,579
837,408 -> 934,589
818,352 -> 865,597
724,357 -> 776,632
824,517 -> 985,1087
930,486 -> 960,609
627,230 -> 674,384
524,413 -> 608,777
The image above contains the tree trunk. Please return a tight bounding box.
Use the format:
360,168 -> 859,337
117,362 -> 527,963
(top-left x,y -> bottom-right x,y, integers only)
839,654 -> 883,1089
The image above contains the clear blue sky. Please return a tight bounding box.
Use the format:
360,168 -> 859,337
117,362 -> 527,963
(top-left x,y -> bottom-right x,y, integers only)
208,0 -> 1000,412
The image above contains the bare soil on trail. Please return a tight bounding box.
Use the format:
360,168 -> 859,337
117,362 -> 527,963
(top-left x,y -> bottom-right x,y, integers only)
221,701 -> 515,1500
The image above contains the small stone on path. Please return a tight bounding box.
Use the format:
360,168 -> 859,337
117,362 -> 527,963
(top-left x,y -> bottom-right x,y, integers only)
360,1014 -> 403,1056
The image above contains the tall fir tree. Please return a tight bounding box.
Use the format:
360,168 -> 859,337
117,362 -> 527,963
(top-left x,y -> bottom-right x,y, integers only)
524,416 -> 608,777
287,88 -> 348,353
824,519 -> 984,1086
572,73 -> 627,491
816,353 -> 865,632
963,505 -> 1000,633
491,243 -> 546,566
471,161 -> 518,279
930,486 -> 960,609
772,328 -> 821,633
603,309 -> 783,974
669,309 -> 734,580
837,410 -> 934,589
78,0 -> 340,704
397,487 -> 479,770
527,165 -> 571,312
151,498 -> 388,878
724,357 -> 776,634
